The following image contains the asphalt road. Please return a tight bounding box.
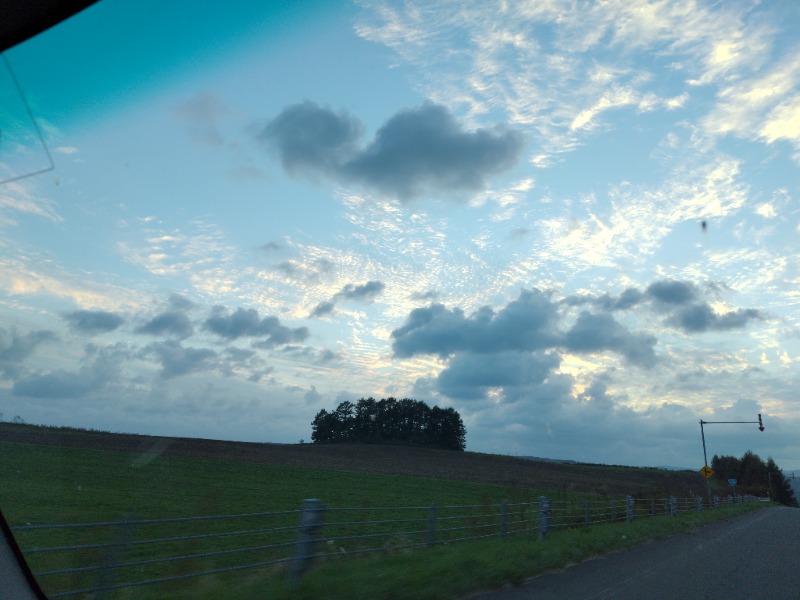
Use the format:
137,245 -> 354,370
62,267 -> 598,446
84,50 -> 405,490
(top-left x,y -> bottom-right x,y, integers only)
468,506 -> 800,600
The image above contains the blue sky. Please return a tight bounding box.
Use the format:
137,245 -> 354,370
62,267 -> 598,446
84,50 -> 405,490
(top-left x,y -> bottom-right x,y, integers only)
1,0 -> 798,471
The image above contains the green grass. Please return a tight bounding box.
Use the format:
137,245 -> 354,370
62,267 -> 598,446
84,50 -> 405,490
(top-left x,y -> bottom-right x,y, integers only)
0,441 -> 554,524
0,440 -> 766,599
145,503 -> 763,600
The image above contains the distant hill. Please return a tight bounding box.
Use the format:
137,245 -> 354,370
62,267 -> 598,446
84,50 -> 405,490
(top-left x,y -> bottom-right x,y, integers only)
1,422 -> 714,498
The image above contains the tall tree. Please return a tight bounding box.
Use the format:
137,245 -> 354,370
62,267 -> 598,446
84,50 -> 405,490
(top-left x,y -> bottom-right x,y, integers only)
712,451 -> 797,506
310,397 -> 466,450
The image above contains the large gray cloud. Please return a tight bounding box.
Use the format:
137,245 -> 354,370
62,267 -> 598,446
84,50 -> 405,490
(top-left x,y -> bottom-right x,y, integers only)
436,350 -> 560,401
645,280 -> 698,306
563,312 -> 657,368
12,344 -> 124,398
392,288 -> 658,403
258,101 -> 524,200
135,310 -> 194,339
143,340 -> 217,379
204,307 -> 309,346
63,310 -> 125,333
392,289 -> 560,358
667,305 -> 762,333
0,327 -> 58,365
564,280 -> 762,335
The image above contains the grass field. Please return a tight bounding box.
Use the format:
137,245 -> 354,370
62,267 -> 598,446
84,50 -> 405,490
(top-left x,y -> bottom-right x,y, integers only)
0,423 -> 757,599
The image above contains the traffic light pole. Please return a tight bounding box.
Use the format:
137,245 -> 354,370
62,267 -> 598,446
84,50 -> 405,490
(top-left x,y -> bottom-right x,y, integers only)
699,414 -> 764,504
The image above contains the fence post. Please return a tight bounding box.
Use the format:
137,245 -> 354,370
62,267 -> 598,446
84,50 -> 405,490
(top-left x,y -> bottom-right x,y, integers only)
290,499 -> 325,581
625,496 -> 635,523
713,495 -> 720,509
538,496 -> 550,541
695,496 -> 703,512
611,499 -> 617,522
427,504 -> 437,548
669,496 -> 677,517
584,500 -> 590,527
650,497 -> 655,517
500,502 -> 508,537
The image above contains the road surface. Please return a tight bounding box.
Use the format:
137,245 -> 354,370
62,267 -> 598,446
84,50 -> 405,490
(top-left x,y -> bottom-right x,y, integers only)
468,506 -> 800,600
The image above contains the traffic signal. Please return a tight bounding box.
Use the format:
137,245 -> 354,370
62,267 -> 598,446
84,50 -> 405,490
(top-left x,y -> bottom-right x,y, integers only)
758,413 -> 764,432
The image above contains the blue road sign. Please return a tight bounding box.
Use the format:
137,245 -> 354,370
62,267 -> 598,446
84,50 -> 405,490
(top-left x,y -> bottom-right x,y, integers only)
728,478 -> 737,486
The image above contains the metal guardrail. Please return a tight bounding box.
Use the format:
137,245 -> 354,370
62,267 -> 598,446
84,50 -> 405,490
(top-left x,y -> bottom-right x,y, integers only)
11,494 -> 758,598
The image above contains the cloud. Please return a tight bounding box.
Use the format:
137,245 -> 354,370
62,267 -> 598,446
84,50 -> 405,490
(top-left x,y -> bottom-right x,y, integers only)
0,327 -> 58,378
204,306 -> 309,346
63,309 -> 125,333
168,294 -> 196,311
258,101 -> 524,200
135,310 -> 194,338
391,282 -> 764,402
391,289 -> 560,358
173,91 -> 230,147
310,301 -> 335,318
563,287 -> 644,312
258,100 -> 363,177
436,350 -> 560,401
337,280 -> 385,301
667,304 -> 762,333
304,385 -> 323,405
645,280 -> 698,306
12,344 -> 124,398
563,311 -> 657,368
143,340 -> 217,380
310,280 -> 386,317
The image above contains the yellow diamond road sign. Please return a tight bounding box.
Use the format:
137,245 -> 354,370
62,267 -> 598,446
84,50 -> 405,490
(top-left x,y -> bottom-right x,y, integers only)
700,465 -> 714,478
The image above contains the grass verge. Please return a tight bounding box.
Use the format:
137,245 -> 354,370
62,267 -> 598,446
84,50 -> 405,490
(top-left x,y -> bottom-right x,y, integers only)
157,503 -> 764,600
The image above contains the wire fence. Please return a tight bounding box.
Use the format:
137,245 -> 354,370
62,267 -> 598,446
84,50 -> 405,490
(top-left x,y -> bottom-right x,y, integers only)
12,493 -> 759,598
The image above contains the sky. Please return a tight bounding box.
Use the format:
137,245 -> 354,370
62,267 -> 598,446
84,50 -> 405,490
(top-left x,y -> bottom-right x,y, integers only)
1,0 -> 799,471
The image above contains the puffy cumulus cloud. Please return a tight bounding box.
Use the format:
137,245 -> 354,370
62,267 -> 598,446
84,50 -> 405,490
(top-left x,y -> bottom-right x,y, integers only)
258,101 -> 524,201
563,312 -> 657,368
204,306 -> 309,347
393,280 -> 767,403
259,100 -> 364,177
667,305 -> 762,333
12,343 -> 126,398
63,309 -> 125,333
142,340 -> 217,380
565,279 -> 762,336
436,350 -> 560,401
391,289 -> 561,358
645,279 -> 698,306
135,310 -> 194,339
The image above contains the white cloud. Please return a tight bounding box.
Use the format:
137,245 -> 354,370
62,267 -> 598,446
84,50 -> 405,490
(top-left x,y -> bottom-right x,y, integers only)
754,203 -> 777,219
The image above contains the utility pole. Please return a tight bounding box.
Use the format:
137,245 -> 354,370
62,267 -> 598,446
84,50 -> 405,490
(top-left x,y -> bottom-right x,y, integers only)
698,414 -> 764,504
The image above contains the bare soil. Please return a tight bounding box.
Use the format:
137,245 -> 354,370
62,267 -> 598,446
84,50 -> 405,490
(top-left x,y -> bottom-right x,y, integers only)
0,423 -> 707,497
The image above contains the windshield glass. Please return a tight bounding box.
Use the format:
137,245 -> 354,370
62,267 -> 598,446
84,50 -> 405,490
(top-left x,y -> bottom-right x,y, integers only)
1,0 -> 798,597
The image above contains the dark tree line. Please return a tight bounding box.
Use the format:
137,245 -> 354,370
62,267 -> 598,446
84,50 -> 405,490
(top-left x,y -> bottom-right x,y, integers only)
311,397 -> 466,451
711,451 -> 797,506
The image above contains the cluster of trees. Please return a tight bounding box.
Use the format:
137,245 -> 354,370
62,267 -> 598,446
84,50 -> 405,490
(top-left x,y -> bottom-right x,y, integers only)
711,451 -> 797,506
311,397 -> 466,451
